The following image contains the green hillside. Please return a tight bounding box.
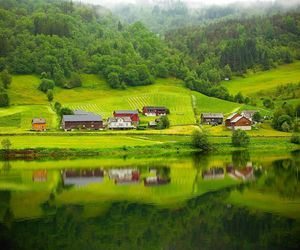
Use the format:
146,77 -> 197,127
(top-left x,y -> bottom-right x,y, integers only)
0,74 -> 247,132
221,61 -> 300,96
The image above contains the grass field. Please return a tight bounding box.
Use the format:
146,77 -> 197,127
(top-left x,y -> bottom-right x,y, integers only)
0,74 -> 249,132
221,61 -> 300,96
0,72 -> 297,137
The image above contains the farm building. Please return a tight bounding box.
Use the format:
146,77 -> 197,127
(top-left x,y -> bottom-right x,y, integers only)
32,118 -> 47,131
241,110 -> 258,120
226,114 -> 252,130
107,117 -> 135,130
113,110 -> 139,124
142,106 -> 168,116
61,112 -> 103,131
32,170 -> 47,182
201,113 -> 224,125
148,121 -> 158,128
227,165 -> 253,180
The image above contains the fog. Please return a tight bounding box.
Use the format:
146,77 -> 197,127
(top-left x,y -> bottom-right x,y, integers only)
74,0 -> 300,8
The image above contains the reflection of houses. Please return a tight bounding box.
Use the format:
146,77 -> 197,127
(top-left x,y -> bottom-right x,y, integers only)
113,110 -> 139,124
202,167 -> 224,180
32,170 -> 47,182
61,111 -> 103,131
107,117 -> 135,130
108,169 -> 140,184
143,106 -> 168,116
32,118 -> 47,131
225,113 -> 252,131
201,113 -> 224,125
227,165 -> 254,180
144,176 -> 170,186
62,169 -> 104,186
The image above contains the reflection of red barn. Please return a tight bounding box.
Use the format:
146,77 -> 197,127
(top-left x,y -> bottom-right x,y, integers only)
113,110 -> 139,124
227,166 -> 253,180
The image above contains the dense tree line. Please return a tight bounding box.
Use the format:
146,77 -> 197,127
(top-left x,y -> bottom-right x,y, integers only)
0,0 -> 185,90
166,13 -> 300,100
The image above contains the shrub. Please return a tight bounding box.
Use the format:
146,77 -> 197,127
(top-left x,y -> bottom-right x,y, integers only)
232,129 -> 250,147
291,134 -> 300,144
0,69 -> 12,89
192,130 -> 211,151
39,78 -> 55,93
47,89 -> 53,101
281,121 -> 291,132
157,116 -> 170,129
60,107 -> 74,117
54,102 -> 61,113
252,112 -> 262,123
0,92 -> 9,107
263,98 -> 274,109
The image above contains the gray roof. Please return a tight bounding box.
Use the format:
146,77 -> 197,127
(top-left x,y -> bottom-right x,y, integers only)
201,113 -> 224,119
32,118 -> 46,124
73,110 -> 94,115
114,110 -> 138,115
63,114 -> 102,122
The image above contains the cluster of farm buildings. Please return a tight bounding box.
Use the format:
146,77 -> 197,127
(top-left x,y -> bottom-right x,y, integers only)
31,106 -> 168,131
31,105 -> 258,131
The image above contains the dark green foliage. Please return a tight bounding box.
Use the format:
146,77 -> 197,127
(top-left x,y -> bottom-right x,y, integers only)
157,116 -> 170,129
234,92 -> 245,103
39,79 -> 55,93
0,89 -> 9,107
263,98 -> 274,109
0,69 -> 12,88
252,112 -> 262,123
60,107 -> 73,117
54,102 -> 62,113
107,72 -> 121,89
291,134 -> 300,144
65,73 -> 82,89
272,108 -> 294,132
47,89 -> 53,101
191,130 -> 211,151
232,130 -> 250,147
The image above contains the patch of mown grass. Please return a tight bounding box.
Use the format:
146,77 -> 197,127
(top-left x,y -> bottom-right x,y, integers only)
221,61 -> 300,96
0,113 -> 21,127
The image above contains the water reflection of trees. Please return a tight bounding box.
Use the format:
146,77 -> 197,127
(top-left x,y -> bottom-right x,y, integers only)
232,150 -> 250,168
263,159 -> 300,200
0,190 -> 299,250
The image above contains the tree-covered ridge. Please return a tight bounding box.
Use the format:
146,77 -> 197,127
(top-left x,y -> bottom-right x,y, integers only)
0,0 -> 186,89
164,12 -> 300,100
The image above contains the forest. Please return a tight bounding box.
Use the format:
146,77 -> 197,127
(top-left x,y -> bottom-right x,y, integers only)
0,0 -> 300,105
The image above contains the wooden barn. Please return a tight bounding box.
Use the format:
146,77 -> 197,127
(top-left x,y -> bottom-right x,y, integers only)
143,106 -> 168,116
226,113 -> 252,131
113,110 -> 139,124
32,118 -> 47,131
61,113 -> 103,131
201,113 -> 224,125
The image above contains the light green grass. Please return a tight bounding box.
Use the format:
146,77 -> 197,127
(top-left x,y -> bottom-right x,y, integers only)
0,105 -> 56,132
221,61 -> 300,96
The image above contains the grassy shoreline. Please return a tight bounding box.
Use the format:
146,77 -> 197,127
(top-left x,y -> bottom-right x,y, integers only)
0,134 -> 298,160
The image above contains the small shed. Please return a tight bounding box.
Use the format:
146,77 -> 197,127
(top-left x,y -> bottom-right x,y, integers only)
201,113 -> 224,125
241,110 -> 258,120
32,118 -> 47,131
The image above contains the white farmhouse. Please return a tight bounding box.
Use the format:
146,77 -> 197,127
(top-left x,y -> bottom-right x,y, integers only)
107,117 -> 135,130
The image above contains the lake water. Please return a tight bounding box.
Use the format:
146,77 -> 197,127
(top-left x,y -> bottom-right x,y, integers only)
0,150 -> 299,250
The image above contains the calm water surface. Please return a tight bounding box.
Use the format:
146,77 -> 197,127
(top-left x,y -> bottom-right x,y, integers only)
0,151 -> 299,250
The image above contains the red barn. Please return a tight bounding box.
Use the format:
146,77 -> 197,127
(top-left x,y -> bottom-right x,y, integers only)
225,113 -> 240,127
113,110 -> 139,124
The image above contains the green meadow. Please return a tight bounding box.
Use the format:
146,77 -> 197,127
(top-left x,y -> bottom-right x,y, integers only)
221,61 -> 300,96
